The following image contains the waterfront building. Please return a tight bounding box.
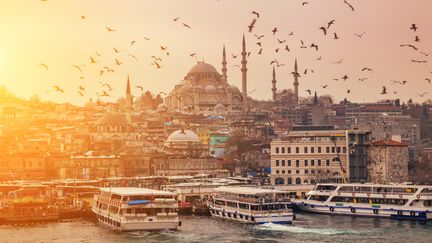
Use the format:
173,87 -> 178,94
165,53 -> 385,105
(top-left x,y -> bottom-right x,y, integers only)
367,139 -> 409,184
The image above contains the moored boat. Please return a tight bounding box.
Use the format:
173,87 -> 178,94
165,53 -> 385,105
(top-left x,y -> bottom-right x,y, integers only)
208,187 -> 294,224
293,183 -> 432,221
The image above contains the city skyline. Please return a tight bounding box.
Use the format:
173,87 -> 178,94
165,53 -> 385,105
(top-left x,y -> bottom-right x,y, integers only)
0,0 -> 432,105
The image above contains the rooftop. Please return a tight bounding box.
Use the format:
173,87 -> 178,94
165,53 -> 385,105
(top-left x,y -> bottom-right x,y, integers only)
100,187 -> 175,196
215,186 -> 286,195
368,139 -> 407,147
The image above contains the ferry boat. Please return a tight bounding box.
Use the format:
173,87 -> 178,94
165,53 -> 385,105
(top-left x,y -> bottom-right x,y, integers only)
92,187 -> 181,231
208,187 -> 294,224
294,183 -> 432,221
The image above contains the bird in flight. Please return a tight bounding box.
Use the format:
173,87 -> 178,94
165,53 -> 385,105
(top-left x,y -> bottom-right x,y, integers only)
136,85 -> 144,91
361,67 -> 373,72
418,92 -> 428,97
319,26 -> 327,35
256,42 -> 262,47
327,20 -> 335,29
160,46 -> 168,51
190,53 -> 196,57
290,71 -> 301,77
272,27 -> 278,35
310,43 -> 318,51
346,89 -> 351,94
248,89 -> 256,95
391,80 -> 407,85
305,89 -> 312,95
333,32 -> 339,39
343,0 -> 355,11
419,51 -> 431,57
400,44 -> 418,51
80,15 -> 86,20
425,78 -> 431,84
128,54 -> 138,61
39,63 -> 48,70
412,59 -> 427,63
410,24 -> 418,32
71,65 -> 82,72
354,32 -> 366,38
102,83 -> 112,91
414,36 -> 420,42
173,17 -> 180,21
258,48 -> 263,55
300,40 -> 307,48
333,58 -> 344,64
358,77 -> 368,82
277,38 -> 286,44
316,56 -> 322,61
341,75 -> 349,81
248,18 -> 257,32
302,1 -> 308,6
130,40 -> 136,45
78,86 -> 85,91
321,84 -> 328,88
52,86 -> 64,93
254,34 -> 264,39
115,59 -> 122,65
252,11 -> 260,18
182,23 -> 191,29
284,45 -> 290,52
105,26 -> 116,32
143,36 -> 150,40
90,57 -> 96,63
231,54 -> 238,58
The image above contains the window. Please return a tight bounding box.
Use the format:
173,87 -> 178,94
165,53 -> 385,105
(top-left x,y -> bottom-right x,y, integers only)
327,169 -> 330,174
311,169 -> 315,174
318,159 -> 321,166
304,160 -> 308,166
318,170 -> 322,174
281,160 -> 285,166
275,147 -> 280,154
326,147 -> 330,153
331,147 -> 335,153
296,170 -> 300,174
288,147 -> 291,153
318,146 -> 322,153
343,147 -> 347,153
337,147 -> 341,153
326,159 -> 330,166
311,160 -> 315,166
305,169 -> 309,174
288,160 -> 291,166
281,147 -> 285,153
288,178 -> 292,184
304,147 -> 308,153
282,170 -> 285,174
296,160 -> 300,167
276,160 -> 280,166
295,177 -> 301,184
296,147 -> 299,153
276,170 -> 280,174
288,170 -> 291,174
311,147 -> 315,153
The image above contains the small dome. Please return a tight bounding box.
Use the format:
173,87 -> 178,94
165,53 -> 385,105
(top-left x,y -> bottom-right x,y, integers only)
96,113 -> 128,126
156,103 -> 168,112
217,85 -> 224,90
166,129 -> 200,143
180,84 -> 192,92
230,86 -> 241,93
214,103 -> 226,111
188,62 -> 218,74
205,85 -> 216,92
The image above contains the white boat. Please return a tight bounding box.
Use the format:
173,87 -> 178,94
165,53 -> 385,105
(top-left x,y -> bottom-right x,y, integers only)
208,187 -> 294,224
293,183 -> 432,221
92,187 -> 181,231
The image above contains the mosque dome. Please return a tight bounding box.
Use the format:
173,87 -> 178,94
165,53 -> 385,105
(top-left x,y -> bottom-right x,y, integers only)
214,103 -> 226,112
180,84 -> 192,92
204,85 -> 217,93
188,62 -> 218,74
166,129 -> 200,143
96,113 -> 128,126
230,86 -> 241,93
156,103 -> 168,112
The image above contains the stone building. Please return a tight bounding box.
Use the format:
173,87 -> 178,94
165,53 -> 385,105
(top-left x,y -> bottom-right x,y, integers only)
367,139 -> 409,184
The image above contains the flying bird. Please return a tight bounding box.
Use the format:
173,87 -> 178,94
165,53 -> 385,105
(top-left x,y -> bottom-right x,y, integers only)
143,36 -> 150,40
252,11 -> 260,18
113,48 -> 120,53
272,27 -> 278,35
89,57 -> 96,63
341,75 -> 349,81
333,58 -> 344,64
248,18 -> 257,32
254,34 -> 264,39
256,42 -> 262,47
258,48 -> 263,54
77,91 -> 84,96
105,26 -> 116,32
381,86 -> 387,94
346,89 -> 351,94
321,84 -> 328,88
284,45 -> 290,52
302,1 -> 308,6
361,67 -> 373,72
130,40 -> 136,45
411,59 -> 428,63
78,86 -> 85,91
99,70 -> 104,76
190,53 -> 196,57
290,71 -> 301,77
425,78 -> 431,84
419,51 -> 431,57
358,77 -> 368,82
343,0 -> 355,11
310,43 -> 318,51
316,56 -> 322,61
306,89 -> 312,95
231,54 -> 238,58
102,83 -> 112,91
248,89 -> 256,95
173,17 -> 180,21
39,63 -> 48,70
327,20 -> 335,29
160,46 -> 168,51
410,24 -> 418,32
277,38 -> 286,44
115,58 -> 122,65
99,90 -> 110,97
80,15 -> 86,20
300,40 -> 307,48
354,32 -> 365,38
275,48 -> 280,53
52,86 -> 64,93
136,85 -> 144,91
128,54 -> 138,61
414,36 -> 420,42
319,26 -> 327,35
333,32 -> 339,39
182,23 -> 191,29
70,65 -> 82,72
400,44 -> 417,50
418,92 -> 428,97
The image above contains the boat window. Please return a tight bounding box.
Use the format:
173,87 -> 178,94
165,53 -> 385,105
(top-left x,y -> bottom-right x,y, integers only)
226,201 -> 237,208
316,185 -> 337,191
309,195 -> 329,202
238,203 -> 249,209
331,196 -> 407,205
424,200 -> 432,207
420,188 -> 432,195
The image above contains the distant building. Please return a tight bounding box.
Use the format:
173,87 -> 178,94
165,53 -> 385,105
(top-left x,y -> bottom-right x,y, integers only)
367,139 -> 409,184
270,126 -> 369,185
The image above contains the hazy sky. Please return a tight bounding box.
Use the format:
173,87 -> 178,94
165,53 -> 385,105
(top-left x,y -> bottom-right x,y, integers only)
0,0 -> 431,105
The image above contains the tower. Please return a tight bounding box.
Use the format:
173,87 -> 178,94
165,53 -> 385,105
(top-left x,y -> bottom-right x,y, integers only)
313,91 -> 318,106
293,58 -> 299,106
271,66 -> 277,101
125,75 -> 133,124
241,34 -> 248,108
222,45 -> 227,81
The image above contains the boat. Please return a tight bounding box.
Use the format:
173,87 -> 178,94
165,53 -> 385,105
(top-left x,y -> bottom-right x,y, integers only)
293,183 -> 432,221
0,199 -> 59,224
92,187 -> 181,231
208,187 -> 294,224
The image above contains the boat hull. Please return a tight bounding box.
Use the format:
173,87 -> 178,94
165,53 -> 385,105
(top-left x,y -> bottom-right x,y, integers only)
209,206 -> 294,225
295,202 -> 432,221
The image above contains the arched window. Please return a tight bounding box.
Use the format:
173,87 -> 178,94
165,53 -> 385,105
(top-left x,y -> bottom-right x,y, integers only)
310,179 -> 316,184
304,179 -> 309,184
295,177 -> 301,184
275,177 -> 285,185
287,178 -> 292,184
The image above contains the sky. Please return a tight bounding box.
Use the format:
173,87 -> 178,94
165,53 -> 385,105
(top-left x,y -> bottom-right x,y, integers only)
0,0 -> 431,105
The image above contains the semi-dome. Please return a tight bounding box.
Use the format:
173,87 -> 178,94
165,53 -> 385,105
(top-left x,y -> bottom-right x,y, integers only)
166,129 -> 200,143
204,84 -> 217,92
96,113 -> 128,126
230,86 -> 241,93
214,103 -> 226,111
188,62 -> 218,74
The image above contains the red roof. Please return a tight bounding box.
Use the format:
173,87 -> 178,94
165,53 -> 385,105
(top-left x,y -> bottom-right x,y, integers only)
368,140 -> 407,147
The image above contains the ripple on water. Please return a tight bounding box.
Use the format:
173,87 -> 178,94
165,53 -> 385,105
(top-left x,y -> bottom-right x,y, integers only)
255,223 -> 362,236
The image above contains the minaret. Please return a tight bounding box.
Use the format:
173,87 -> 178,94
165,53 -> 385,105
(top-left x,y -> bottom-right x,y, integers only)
271,66 -> 277,101
222,45 -> 227,81
241,34 -> 248,108
313,91 -> 318,106
293,58 -> 299,106
125,74 -> 133,124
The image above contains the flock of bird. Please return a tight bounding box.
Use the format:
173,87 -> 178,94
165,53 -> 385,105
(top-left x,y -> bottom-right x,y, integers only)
37,0 -> 430,102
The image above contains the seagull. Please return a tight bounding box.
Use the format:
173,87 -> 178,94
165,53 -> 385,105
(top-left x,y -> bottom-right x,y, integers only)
327,20 -> 335,29
248,89 -> 256,95
39,63 -> 48,70
70,65 -> 81,72
143,36 -> 150,40
190,53 -> 196,57
310,43 -> 318,51
52,86 -> 64,93
99,90 -> 110,97
333,32 -> 339,39
418,92 -> 428,97
410,24 -> 418,32
343,0 -> 355,11
182,23 -> 191,29
321,84 -> 328,88
160,46 -> 168,51
341,75 -> 349,81
90,57 -> 96,63
272,27 -> 278,35
105,26 -> 116,32
300,40 -> 307,48
400,44 -> 418,51
80,15 -> 86,20
414,36 -> 420,42
115,58 -> 122,65
346,89 -> 351,93
284,45 -> 290,52
316,56 -> 322,61
270,59 -> 279,65
426,78 -> 431,84
130,40 -> 136,45
277,38 -> 286,44
411,59 -> 427,63
77,91 -> 84,96
258,48 -> 263,54
231,54 -> 238,58
254,34 -> 264,39
102,83 -> 112,91
419,51 -> 431,57
275,48 -> 280,53
290,71 -> 301,77
306,89 -> 312,95
252,11 -> 260,18
99,70 -> 104,76
128,54 -> 138,61
256,42 -> 262,47
358,77 -> 368,82
361,67 -> 373,72
248,18 -> 257,32
354,32 -> 366,38
78,86 -> 85,91
302,1 -> 308,6
173,17 -> 180,21
333,58 -> 344,64
113,48 -> 120,53
319,26 -> 327,35
136,85 -> 144,91
381,86 -> 387,94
